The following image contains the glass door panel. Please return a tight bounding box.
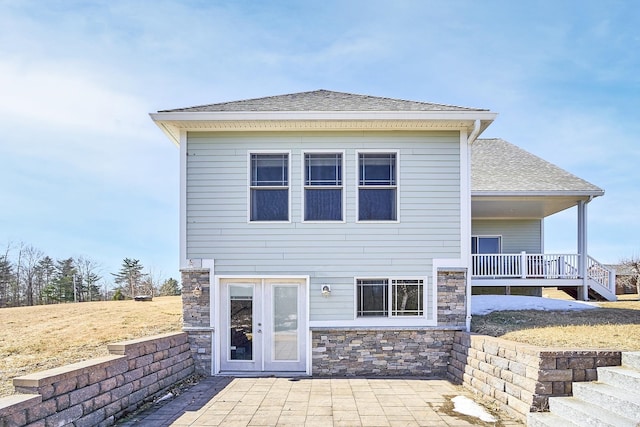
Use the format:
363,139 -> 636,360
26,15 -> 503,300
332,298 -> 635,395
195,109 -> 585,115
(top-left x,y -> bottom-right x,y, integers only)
220,282 -> 261,372
229,285 -> 253,361
272,285 -> 298,361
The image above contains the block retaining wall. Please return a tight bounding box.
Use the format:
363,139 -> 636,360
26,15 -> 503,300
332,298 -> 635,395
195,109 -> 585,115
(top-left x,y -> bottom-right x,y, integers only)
0,332 -> 194,427
448,331 -> 621,421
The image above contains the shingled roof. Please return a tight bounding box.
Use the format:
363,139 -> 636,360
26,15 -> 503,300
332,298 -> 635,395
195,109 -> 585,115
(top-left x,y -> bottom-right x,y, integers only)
159,89 -> 487,113
471,138 -> 603,195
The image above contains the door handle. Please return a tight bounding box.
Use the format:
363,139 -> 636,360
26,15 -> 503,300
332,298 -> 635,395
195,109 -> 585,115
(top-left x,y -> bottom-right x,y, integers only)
258,329 -> 262,333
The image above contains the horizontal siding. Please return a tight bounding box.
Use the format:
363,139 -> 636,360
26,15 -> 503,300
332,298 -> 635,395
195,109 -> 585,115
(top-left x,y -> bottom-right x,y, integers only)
186,131 -> 460,321
471,219 -> 542,253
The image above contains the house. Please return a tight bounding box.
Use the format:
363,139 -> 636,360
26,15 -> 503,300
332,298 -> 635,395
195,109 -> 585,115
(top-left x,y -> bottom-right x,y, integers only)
150,90 -> 614,377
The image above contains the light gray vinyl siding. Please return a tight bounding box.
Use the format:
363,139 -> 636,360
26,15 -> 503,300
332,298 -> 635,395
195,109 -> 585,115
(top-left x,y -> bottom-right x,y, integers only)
471,219 -> 542,253
186,131 -> 461,321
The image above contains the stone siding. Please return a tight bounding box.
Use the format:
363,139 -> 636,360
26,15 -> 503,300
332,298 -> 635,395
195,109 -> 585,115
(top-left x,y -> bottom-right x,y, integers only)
0,332 -> 194,427
436,269 -> 467,327
312,329 -> 455,377
448,332 -> 621,421
181,268 -> 213,375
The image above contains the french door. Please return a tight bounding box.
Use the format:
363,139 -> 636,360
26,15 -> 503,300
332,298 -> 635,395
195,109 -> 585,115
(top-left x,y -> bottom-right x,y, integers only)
219,278 -> 307,373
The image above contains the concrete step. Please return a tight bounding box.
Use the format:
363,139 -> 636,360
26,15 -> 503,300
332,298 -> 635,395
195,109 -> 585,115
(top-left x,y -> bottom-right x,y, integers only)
527,411 -> 582,427
622,352 -> 640,370
573,382 -> 640,422
548,396 -> 637,427
597,365 -> 640,390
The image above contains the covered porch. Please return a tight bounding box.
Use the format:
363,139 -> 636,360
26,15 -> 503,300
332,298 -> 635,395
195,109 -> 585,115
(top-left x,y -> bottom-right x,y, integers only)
470,139 -> 614,301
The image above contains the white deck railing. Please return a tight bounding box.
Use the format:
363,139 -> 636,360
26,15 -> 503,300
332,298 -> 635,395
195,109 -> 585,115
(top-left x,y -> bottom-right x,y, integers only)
471,252 -> 617,299
472,253 -> 581,279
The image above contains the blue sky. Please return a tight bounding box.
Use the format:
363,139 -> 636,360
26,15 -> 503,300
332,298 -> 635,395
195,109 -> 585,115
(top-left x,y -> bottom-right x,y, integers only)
1,0 -> 638,285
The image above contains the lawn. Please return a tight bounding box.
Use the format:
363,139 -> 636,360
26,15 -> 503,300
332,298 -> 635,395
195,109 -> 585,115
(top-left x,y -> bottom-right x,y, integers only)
0,296 -> 182,397
470,297 -> 640,351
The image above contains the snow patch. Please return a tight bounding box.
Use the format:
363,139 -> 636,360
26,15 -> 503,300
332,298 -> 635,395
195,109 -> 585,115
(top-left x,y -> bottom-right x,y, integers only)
451,395 -> 497,423
471,295 -> 599,315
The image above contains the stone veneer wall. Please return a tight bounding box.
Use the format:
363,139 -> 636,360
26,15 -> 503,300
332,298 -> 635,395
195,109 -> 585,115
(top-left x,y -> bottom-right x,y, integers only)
448,331 -> 622,421
312,329 -> 456,376
181,268 -> 213,375
311,269 -> 468,376
0,332 -> 193,427
436,269 -> 467,327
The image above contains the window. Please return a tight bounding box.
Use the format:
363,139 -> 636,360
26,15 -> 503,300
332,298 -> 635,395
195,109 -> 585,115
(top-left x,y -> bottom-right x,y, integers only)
304,153 -> 343,221
250,153 -> 289,221
471,236 -> 502,254
357,278 -> 424,317
358,152 -> 397,221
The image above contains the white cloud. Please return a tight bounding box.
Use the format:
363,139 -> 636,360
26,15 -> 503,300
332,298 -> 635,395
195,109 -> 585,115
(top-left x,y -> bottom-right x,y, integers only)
0,58 -> 148,136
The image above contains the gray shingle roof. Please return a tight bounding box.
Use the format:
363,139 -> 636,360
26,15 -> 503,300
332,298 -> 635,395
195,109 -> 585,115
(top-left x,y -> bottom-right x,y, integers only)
471,138 -> 603,194
159,89 -> 488,113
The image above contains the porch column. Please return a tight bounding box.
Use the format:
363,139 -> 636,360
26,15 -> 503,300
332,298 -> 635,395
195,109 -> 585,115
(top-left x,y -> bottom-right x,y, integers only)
577,200 -> 589,300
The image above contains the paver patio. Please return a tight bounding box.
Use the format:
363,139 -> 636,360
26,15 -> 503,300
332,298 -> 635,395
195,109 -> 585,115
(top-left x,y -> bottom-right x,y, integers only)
118,377 -> 523,426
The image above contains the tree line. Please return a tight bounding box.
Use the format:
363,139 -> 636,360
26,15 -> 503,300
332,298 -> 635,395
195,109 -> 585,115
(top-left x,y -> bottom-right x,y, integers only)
0,242 -> 180,308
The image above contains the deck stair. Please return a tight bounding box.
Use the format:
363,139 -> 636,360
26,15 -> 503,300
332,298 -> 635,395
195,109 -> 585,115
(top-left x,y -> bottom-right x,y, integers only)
528,352 -> 640,426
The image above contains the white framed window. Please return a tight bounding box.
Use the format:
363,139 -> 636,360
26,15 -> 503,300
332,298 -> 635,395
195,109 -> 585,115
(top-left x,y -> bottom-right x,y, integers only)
471,236 -> 502,254
356,277 -> 424,317
249,152 -> 290,222
357,151 -> 398,221
303,152 -> 344,222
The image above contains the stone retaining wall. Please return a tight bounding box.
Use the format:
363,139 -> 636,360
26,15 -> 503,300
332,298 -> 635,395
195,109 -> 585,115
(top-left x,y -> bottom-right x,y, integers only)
0,332 -> 194,427
448,331 -> 621,421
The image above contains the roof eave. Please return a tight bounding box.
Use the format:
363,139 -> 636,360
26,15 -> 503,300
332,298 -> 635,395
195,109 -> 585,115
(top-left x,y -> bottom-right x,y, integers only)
472,190 -> 605,198
150,110 -> 497,145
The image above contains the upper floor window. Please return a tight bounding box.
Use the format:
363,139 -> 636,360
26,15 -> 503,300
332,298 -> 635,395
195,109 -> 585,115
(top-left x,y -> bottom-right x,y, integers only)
304,153 -> 343,221
358,152 -> 397,221
250,153 -> 289,221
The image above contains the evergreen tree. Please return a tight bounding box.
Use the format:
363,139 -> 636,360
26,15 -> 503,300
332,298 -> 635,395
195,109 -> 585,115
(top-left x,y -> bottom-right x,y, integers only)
35,256 -> 55,305
0,254 -> 13,308
159,277 -> 180,296
112,258 -> 145,298
53,258 -> 76,302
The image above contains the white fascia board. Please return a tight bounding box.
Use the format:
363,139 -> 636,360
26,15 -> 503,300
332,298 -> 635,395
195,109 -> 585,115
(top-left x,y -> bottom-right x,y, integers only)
472,190 -> 604,198
148,114 -> 181,146
150,110 -> 497,122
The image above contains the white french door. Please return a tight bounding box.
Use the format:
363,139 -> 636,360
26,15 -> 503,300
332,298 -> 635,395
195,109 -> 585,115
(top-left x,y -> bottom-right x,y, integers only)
219,278 -> 307,373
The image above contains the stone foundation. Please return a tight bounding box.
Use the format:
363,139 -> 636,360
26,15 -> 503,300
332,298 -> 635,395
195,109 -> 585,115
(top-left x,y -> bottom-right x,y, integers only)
312,329 -> 455,377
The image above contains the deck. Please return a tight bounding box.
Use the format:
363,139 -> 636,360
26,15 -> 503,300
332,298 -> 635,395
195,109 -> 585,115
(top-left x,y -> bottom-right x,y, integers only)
471,253 -> 616,300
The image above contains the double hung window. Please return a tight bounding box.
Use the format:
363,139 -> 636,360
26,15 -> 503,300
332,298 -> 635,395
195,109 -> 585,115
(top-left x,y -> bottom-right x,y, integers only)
356,278 -> 424,317
358,152 -> 397,221
304,153 -> 343,221
250,153 -> 289,221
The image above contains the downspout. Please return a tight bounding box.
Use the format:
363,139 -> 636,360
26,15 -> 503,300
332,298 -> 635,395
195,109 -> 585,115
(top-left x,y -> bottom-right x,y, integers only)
465,119 -> 481,332
467,119 -> 482,145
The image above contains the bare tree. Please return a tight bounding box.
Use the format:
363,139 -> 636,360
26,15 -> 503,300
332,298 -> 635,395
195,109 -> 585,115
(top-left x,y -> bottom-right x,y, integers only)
75,256 -> 102,302
620,257 -> 640,296
20,245 -> 44,306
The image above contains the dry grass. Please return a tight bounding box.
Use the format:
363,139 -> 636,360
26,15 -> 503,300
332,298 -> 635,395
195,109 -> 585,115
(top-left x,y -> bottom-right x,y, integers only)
471,298 -> 640,351
0,296 -> 182,397
2,293 -> 640,399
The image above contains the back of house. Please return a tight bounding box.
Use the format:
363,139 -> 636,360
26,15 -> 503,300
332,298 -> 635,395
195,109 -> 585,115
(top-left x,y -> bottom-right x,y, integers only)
151,89 -> 608,377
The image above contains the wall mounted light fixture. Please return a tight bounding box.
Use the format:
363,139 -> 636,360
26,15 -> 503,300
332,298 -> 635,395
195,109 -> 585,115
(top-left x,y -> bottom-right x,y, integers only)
193,285 -> 203,298
321,284 -> 331,297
